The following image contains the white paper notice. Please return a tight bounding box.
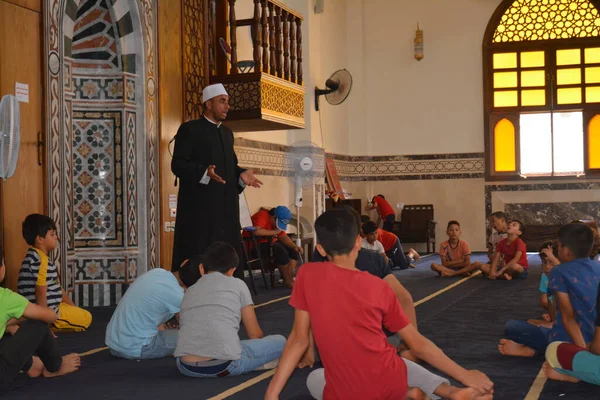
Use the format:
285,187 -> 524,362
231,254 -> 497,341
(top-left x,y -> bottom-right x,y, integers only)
15,83 -> 29,103
169,194 -> 177,208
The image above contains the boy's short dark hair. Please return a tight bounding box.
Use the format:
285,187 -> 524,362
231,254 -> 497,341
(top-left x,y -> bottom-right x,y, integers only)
538,240 -> 559,261
511,219 -> 525,236
447,220 -> 460,229
490,211 -> 507,221
179,254 -> 203,288
361,221 -> 378,235
315,208 -> 360,257
372,194 -> 385,201
202,241 -> 239,274
558,223 -> 594,259
22,214 -> 57,246
360,215 -> 371,224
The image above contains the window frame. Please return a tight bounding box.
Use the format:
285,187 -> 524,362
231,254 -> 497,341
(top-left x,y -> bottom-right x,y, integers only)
483,0 -> 600,181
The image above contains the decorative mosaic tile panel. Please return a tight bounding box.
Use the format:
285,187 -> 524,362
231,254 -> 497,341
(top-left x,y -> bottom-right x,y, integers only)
125,111 -> 138,246
75,257 -> 128,281
72,111 -> 124,247
73,76 -> 124,100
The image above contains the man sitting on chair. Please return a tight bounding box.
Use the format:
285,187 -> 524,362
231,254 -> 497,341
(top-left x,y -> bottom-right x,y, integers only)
243,206 -> 302,288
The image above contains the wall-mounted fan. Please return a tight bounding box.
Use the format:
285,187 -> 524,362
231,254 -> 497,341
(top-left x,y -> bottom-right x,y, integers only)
284,141 -> 326,249
314,69 -> 353,111
0,95 -> 21,180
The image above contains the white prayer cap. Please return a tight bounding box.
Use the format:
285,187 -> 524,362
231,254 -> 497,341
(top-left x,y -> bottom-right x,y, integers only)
202,83 -> 228,103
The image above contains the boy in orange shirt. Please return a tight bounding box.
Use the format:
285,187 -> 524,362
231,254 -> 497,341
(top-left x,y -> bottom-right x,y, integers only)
431,221 -> 473,277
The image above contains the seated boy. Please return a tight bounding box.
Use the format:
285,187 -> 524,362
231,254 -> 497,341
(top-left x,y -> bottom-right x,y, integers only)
175,241 -> 285,377
499,223 -> 600,358
431,220 -> 473,277
17,214 -> 92,331
265,208 -> 493,400
0,247 -> 80,392
543,281 -> 600,385
487,211 -> 508,263
527,241 -> 559,328
479,220 -> 528,280
360,221 -> 388,265
105,258 -> 199,359
361,215 -> 419,269
244,206 -> 301,288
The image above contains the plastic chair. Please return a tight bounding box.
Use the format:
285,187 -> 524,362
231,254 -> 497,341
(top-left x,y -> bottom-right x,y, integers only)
219,37 -> 255,73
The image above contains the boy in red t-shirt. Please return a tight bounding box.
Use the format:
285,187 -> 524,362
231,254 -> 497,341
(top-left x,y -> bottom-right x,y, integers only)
480,220 -> 529,280
265,208 -> 493,400
366,194 -> 396,232
243,206 -> 302,288
431,220 -> 474,277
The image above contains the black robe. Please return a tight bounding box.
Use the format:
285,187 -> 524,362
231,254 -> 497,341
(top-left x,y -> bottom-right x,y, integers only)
171,117 -> 246,278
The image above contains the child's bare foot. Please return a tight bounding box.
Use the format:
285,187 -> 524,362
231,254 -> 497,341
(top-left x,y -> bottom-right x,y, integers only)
543,361 -> 579,383
26,356 -> 45,378
409,249 -> 421,261
441,270 -> 456,277
503,273 -> 512,280
498,339 -> 535,357
447,387 -> 493,400
407,387 -> 429,400
43,354 -> 81,377
431,264 -> 443,274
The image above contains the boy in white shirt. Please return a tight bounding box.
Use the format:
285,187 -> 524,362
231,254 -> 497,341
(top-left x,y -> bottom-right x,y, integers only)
361,221 -> 389,265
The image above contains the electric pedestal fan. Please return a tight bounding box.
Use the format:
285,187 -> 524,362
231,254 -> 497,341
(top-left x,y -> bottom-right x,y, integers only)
0,95 -> 21,180
283,141 -> 326,253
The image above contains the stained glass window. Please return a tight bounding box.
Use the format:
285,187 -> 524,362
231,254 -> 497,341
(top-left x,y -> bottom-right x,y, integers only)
493,0 -> 600,43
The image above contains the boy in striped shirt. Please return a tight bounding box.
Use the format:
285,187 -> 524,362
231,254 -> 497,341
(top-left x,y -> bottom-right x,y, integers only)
17,214 -> 92,331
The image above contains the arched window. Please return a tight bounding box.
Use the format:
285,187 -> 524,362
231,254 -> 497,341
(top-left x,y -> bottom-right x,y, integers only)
484,0 -> 600,179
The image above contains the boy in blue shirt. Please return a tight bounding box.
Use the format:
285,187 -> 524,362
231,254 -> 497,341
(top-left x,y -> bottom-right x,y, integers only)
105,257 -> 201,360
528,241 -> 560,328
499,223 -> 600,357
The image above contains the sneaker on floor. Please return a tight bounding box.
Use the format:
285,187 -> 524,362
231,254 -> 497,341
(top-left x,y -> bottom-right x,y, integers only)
255,359 -> 279,370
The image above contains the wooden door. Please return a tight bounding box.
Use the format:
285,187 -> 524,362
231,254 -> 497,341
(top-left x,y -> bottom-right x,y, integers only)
0,0 -> 44,290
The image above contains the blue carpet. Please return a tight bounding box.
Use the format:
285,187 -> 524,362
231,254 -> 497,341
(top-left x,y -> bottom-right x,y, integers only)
4,253 -> 598,399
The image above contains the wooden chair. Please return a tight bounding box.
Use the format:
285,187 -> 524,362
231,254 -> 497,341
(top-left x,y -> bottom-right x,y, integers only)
392,204 -> 436,253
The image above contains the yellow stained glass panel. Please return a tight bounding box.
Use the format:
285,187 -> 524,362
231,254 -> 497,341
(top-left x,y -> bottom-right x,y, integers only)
494,119 -> 516,172
585,86 -> 600,102
521,70 -> 546,87
557,49 -> 582,66
557,68 -> 582,85
521,51 -> 545,68
584,48 -> 600,64
494,91 -> 518,107
521,90 -> 546,106
557,87 -> 582,104
585,67 -> 600,83
493,53 -> 517,69
588,115 -> 600,168
492,0 -> 600,43
494,72 -> 518,88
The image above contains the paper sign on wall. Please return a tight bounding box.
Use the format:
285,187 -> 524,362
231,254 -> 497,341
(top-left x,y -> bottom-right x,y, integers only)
15,83 -> 29,103
169,194 -> 177,208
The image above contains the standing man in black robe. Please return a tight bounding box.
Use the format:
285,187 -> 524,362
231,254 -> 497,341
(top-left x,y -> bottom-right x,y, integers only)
171,84 -> 263,280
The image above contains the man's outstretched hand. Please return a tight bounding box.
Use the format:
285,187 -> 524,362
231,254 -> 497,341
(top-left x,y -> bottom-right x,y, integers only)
241,170 -> 263,188
207,165 -> 226,184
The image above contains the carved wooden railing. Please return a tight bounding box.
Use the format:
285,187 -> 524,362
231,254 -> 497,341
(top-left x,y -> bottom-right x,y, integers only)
205,0 -> 305,132
208,0 -> 303,85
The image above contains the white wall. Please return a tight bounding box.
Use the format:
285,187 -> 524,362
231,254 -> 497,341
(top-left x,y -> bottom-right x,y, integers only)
347,0 -> 498,156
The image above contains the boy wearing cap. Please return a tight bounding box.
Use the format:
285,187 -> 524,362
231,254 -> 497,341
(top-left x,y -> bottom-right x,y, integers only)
171,83 -> 263,280
244,206 -> 302,288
